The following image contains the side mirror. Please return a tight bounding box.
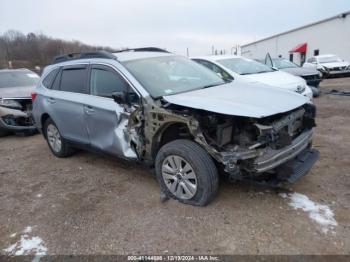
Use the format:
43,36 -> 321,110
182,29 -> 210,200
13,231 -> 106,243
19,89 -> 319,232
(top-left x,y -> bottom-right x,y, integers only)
112,91 -> 127,104
272,66 -> 278,70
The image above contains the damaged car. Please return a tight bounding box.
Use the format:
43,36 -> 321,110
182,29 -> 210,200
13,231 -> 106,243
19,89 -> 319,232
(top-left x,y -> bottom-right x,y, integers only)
0,69 -> 39,137
303,54 -> 350,78
32,49 -> 319,206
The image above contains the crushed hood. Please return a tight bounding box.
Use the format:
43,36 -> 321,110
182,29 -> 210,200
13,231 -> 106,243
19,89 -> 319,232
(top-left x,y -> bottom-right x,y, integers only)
163,81 -> 308,118
281,67 -> 319,77
0,85 -> 36,99
241,70 -> 305,91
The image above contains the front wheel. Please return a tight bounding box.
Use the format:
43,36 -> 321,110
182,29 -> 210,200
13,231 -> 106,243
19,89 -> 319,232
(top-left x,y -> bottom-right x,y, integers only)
155,139 -> 219,206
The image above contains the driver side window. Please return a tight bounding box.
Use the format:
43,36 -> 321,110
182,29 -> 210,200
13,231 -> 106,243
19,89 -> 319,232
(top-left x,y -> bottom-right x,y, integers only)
90,65 -> 129,98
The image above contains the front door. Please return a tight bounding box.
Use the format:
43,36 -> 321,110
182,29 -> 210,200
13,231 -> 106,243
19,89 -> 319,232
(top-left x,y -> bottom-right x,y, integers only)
84,64 -> 138,158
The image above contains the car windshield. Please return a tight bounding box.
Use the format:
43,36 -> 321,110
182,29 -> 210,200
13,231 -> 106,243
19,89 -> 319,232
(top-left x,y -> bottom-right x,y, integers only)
0,70 -> 40,88
217,57 -> 274,75
123,55 -> 225,97
272,59 -> 298,69
318,55 -> 342,63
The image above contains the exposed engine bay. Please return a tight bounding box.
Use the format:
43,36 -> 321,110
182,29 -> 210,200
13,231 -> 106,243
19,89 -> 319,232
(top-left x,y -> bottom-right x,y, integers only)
197,104 -> 315,151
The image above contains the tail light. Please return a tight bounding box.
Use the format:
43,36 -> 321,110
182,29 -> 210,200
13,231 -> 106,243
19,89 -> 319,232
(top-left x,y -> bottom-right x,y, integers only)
31,92 -> 38,102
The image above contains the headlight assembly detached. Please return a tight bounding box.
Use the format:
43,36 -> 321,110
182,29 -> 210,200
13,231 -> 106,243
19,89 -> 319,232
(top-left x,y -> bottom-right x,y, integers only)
0,99 -> 23,110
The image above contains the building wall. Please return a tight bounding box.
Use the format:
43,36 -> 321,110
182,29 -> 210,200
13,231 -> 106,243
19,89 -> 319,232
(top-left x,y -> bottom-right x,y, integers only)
241,14 -> 350,65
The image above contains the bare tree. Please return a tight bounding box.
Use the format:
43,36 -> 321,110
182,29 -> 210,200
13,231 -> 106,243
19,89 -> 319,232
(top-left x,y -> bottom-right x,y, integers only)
0,30 -> 119,71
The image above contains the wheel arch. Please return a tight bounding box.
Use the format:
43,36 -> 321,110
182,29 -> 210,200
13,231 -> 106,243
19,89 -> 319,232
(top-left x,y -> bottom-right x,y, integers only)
40,113 -> 51,138
151,122 -> 193,160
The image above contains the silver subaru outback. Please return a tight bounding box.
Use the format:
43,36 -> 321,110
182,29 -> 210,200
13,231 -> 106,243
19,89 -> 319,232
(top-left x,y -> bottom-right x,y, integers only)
32,48 -> 319,206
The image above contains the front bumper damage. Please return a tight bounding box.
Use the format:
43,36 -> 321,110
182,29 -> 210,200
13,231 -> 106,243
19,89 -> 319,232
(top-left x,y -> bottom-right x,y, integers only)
252,129 -> 313,173
212,129 -> 318,183
0,104 -> 36,133
195,106 -> 319,184
135,98 -> 318,185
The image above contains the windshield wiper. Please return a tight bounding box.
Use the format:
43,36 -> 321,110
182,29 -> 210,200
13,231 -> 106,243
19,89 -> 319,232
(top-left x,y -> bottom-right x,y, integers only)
201,82 -> 226,89
256,70 -> 272,74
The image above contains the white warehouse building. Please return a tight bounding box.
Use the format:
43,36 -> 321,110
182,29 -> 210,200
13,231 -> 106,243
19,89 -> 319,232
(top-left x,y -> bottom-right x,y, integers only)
241,11 -> 350,66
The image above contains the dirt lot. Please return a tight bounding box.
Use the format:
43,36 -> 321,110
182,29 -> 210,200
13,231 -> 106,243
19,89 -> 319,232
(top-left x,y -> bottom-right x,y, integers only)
0,78 -> 350,256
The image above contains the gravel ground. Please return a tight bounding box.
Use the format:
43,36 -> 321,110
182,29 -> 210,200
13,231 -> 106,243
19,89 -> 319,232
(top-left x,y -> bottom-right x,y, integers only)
0,78 -> 349,256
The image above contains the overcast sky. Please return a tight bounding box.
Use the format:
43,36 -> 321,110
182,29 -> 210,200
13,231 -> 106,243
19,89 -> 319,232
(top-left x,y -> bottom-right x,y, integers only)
1,0 -> 350,55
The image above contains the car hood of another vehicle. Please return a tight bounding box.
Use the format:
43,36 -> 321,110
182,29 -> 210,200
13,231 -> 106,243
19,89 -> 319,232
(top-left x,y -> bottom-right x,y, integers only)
320,61 -> 350,69
163,80 -> 308,118
280,67 -> 319,77
0,85 -> 36,99
240,70 -> 305,91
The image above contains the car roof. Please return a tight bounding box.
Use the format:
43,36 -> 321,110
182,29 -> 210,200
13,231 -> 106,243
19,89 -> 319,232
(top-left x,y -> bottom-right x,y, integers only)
114,51 -> 174,62
0,68 -> 33,73
191,55 -> 242,61
44,51 -> 175,72
315,54 -> 337,58
48,51 -> 175,69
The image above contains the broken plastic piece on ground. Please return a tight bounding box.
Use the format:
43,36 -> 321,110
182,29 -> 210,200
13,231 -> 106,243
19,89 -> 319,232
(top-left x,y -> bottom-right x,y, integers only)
325,89 -> 350,96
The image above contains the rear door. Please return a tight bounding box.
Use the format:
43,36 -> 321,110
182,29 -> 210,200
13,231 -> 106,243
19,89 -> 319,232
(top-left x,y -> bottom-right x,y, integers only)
84,64 -> 138,158
45,64 -> 90,144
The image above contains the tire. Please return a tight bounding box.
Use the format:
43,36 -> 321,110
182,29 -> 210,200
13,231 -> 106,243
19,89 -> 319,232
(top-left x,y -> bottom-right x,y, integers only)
44,118 -> 75,158
155,139 -> 219,206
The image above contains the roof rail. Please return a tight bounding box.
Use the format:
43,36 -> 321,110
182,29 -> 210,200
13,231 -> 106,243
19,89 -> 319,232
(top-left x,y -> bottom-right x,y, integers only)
52,50 -> 117,64
114,47 -> 170,53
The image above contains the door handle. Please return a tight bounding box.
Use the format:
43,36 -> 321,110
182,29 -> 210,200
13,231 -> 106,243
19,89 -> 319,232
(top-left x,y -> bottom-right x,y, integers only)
84,105 -> 95,114
47,97 -> 56,104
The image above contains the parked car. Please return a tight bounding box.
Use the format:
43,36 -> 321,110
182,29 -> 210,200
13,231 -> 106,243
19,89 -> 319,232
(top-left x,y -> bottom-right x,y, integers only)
32,49 -> 319,206
303,54 -> 350,78
0,69 -> 39,137
264,54 -> 322,97
192,55 -> 313,100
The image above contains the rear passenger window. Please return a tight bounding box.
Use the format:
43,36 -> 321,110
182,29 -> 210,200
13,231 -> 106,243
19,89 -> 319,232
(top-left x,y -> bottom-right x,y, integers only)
90,66 -> 129,98
60,66 -> 88,94
42,68 -> 59,89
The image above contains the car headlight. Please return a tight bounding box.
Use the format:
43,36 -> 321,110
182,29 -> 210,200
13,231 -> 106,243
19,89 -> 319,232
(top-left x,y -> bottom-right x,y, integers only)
318,72 -> 323,78
296,84 -> 306,94
0,99 -> 23,109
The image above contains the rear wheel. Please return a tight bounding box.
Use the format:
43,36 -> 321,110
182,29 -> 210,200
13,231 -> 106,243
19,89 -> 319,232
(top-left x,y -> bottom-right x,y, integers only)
0,128 -> 10,137
155,139 -> 219,206
0,129 -> 10,137
44,118 -> 75,157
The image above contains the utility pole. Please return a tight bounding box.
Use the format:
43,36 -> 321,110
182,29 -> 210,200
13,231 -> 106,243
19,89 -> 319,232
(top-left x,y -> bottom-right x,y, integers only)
186,48 -> 189,57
